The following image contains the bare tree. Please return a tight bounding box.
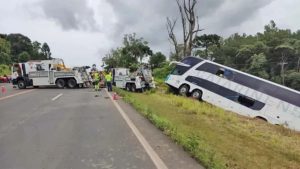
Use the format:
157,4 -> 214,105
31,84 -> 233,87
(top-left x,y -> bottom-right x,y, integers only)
166,17 -> 180,60
166,0 -> 203,60
278,54 -> 288,85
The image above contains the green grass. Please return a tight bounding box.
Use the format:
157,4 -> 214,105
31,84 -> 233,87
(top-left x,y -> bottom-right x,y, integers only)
114,87 -> 300,169
0,64 -> 10,76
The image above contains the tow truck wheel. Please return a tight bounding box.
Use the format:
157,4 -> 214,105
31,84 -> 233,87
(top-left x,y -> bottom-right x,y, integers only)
56,79 -> 65,89
179,84 -> 189,96
131,84 -> 136,92
126,84 -> 131,91
67,79 -> 77,88
17,80 -> 26,89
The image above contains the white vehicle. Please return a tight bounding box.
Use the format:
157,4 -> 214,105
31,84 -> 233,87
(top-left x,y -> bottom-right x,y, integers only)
112,68 -> 145,92
165,56 -> 300,131
12,58 -> 90,89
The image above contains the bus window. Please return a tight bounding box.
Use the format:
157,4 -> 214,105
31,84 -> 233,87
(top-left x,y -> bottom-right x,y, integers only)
181,57 -> 203,66
224,69 -> 234,80
216,68 -> 225,77
171,65 -> 189,75
238,95 -> 255,107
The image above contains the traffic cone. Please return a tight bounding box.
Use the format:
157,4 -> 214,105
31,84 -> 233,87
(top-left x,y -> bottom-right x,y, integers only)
113,93 -> 118,100
1,86 -> 7,94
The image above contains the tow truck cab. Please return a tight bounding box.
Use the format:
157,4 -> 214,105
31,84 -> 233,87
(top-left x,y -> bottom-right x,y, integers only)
11,63 -> 33,88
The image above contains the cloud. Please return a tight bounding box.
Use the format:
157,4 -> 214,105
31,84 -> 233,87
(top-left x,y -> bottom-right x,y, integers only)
104,0 -> 275,54
38,0 -> 99,31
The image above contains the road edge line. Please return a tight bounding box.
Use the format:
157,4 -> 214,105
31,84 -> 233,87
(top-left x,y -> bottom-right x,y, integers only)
0,89 -> 35,101
105,90 -> 168,169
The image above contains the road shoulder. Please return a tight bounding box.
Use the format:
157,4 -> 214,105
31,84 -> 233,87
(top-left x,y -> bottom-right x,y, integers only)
115,98 -> 205,169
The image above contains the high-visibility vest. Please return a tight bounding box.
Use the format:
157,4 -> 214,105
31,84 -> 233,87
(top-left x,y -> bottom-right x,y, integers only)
105,74 -> 112,82
94,72 -> 100,80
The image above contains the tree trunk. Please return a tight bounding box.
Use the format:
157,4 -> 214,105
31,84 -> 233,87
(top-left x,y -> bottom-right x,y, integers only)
297,56 -> 300,72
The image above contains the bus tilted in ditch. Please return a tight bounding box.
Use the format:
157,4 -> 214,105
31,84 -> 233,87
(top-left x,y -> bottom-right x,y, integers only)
165,56 -> 300,131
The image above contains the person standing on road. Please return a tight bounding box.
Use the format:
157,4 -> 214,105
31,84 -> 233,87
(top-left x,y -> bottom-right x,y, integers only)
105,71 -> 113,92
94,71 -> 100,91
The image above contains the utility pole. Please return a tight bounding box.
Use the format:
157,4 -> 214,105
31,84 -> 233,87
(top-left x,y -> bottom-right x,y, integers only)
278,54 -> 288,85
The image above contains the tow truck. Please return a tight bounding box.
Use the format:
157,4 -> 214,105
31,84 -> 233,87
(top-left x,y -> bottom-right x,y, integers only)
112,65 -> 155,92
11,58 -> 90,89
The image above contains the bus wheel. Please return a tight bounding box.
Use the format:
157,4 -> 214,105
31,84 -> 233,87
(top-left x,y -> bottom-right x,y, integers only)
191,90 -> 202,100
67,79 -> 77,88
18,80 -> 26,89
179,84 -> 189,96
255,116 -> 268,123
56,79 -> 65,89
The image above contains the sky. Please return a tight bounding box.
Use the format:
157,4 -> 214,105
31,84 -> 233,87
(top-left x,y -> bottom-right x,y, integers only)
0,0 -> 300,68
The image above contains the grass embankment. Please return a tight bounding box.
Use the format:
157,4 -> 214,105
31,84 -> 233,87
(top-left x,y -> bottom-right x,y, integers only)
0,64 -> 10,76
114,87 -> 300,169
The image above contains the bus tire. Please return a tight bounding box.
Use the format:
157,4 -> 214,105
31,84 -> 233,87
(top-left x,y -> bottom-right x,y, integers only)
191,89 -> 202,100
179,84 -> 189,96
56,79 -> 65,89
17,80 -> 26,89
67,79 -> 77,88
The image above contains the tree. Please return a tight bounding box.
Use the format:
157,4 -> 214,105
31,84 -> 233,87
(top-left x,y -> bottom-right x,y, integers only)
18,51 -> 30,62
31,41 -> 43,60
149,52 -> 166,69
41,43 -> 51,59
286,71 -> 300,90
194,34 -> 221,59
293,40 -> 300,72
247,53 -> 269,79
122,33 -> 152,63
0,38 -> 11,64
6,34 -> 33,62
166,0 -> 203,60
275,44 -> 294,85
0,52 -> 11,65
166,18 -> 180,60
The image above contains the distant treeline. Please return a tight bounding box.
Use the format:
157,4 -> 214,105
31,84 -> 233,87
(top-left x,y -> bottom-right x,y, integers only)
0,33 -> 52,65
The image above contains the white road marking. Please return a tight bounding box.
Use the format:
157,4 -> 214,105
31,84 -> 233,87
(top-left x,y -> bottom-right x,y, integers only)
51,93 -> 63,101
0,89 -> 35,101
105,90 -> 168,169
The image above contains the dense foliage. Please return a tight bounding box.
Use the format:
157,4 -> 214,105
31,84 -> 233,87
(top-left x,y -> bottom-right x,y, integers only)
0,64 -> 10,76
0,33 -> 51,65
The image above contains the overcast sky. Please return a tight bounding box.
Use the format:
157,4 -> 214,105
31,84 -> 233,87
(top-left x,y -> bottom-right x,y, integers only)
0,0 -> 300,67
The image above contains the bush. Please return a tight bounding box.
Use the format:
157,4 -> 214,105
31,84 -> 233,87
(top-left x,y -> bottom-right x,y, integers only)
153,62 -> 174,81
0,64 -> 10,76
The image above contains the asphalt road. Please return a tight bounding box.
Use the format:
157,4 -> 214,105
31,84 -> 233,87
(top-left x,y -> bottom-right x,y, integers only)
0,83 -> 204,169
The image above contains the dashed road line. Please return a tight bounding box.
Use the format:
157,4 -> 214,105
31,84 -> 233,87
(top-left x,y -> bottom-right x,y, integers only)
105,90 -> 168,169
51,93 -> 63,101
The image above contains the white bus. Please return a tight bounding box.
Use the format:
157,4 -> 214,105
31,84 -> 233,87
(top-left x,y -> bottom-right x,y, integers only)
165,57 -> 300,131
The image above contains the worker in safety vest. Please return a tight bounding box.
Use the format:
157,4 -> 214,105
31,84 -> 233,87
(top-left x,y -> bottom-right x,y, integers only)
105,71 -> 113,92
94,71 -> 100,91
